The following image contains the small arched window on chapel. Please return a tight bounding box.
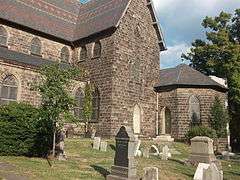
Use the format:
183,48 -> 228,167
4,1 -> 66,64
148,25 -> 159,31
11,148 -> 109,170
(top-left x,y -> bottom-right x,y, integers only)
91,87 -> 100,122
93,41 -> 101,58
74,88 -> 85,120
189,95 -> 201,126
31,37 -> 42,56
79,46 -> 88,62
0,75 -> 18,105
0,26 -> 8,47
61,46 -> 70,63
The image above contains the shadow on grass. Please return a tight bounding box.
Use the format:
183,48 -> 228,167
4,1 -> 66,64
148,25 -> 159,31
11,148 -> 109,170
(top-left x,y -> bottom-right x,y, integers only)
109,144 -> 116,151
91,165 -> 110,178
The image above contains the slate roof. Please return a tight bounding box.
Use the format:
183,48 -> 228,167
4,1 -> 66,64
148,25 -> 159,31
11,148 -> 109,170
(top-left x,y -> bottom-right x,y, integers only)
0,46 -> 69,69
0,0 -> 165,50
155,64 -> 228,92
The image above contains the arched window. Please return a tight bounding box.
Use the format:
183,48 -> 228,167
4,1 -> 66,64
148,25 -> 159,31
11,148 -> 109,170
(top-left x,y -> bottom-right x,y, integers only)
131,59 -> 140,82
189,95 -> 201,126
61,46 -> 70,63
0,75 -> 18,105
93,41 -> 101,58
74,88 -> 84,120
31,37 -> 42,56
79,46 -> 87,62
92,87 -> 100,122
0,26 -> 8,47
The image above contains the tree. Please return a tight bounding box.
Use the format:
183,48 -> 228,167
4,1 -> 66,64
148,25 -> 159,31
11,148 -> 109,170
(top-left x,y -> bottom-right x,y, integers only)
209,97 -> 229,138
182,9 -> 240,150
35,64 -> 82,156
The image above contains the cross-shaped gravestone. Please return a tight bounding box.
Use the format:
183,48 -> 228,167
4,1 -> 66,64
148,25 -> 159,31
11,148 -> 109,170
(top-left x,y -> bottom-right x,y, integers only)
107,126 -> 138,180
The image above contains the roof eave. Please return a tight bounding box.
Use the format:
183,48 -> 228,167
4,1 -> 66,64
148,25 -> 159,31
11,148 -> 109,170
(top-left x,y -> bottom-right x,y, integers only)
154,84 -> 228,93
146,0 -> 167,51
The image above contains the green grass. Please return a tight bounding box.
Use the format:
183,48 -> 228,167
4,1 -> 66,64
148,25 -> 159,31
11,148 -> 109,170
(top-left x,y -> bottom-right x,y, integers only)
0,138 -> 239,180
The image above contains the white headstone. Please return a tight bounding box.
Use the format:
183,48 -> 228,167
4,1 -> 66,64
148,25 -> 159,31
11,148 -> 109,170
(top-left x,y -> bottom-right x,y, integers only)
93,137 -> 101,150
143,167 -> 159,180
203,163 -> 223,180
91,129 -> 96,139
193,163 -> 210,180
134,139 -> 141,156
143,148 -> 150,158
100,141 -> 107,152
136,150 -> 142,157
162,145 -> 170,160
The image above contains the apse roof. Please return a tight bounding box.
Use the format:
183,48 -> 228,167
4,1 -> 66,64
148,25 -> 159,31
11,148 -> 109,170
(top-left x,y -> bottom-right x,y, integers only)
155,64 -> 228,92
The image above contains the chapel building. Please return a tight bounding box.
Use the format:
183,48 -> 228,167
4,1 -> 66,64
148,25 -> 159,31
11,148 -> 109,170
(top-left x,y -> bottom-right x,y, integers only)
0,0 -> 166,137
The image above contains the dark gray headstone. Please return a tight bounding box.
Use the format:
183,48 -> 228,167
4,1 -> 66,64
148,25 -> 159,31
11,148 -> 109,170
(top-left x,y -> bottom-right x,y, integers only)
107,126 -> 138,180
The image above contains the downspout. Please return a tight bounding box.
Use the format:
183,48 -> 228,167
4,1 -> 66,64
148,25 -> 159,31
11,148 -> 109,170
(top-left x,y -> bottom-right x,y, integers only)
156,92 -> 159,136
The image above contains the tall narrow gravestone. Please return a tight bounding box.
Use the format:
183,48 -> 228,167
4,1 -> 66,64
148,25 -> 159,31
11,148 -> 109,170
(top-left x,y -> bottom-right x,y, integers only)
107,126 -> 138,180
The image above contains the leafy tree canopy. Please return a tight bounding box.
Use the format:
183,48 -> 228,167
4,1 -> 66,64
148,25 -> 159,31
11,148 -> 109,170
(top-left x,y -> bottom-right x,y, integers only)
182,9 -> 240,105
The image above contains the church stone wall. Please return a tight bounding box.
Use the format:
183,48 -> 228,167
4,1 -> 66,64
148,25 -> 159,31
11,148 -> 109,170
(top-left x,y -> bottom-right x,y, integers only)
108,0 -> 161,137
1,24 -> 73,63
0,61 -> 41,106
158,88 -> 227,139
75,35 -> 115,137
158,90 -> 179,138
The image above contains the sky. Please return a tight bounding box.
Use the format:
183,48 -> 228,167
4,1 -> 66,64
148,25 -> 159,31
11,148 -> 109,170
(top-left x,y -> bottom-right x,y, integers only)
152,0 -> 240,69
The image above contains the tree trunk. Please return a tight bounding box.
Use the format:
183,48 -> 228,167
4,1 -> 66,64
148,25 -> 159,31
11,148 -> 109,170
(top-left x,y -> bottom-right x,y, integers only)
52,124 -> 56,157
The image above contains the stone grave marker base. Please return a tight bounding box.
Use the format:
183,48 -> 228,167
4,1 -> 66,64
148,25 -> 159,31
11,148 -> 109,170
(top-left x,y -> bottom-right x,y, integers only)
107,165 -> 138,180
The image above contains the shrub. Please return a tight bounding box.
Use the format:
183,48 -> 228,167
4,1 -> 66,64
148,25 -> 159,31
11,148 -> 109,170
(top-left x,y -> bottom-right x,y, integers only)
185,126 -> 217,143
0,102 -> 53,156
209,96 -> 229,138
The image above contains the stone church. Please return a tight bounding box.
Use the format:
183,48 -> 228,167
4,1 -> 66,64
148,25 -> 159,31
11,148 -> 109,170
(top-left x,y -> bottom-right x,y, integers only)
0,0 -> 227,139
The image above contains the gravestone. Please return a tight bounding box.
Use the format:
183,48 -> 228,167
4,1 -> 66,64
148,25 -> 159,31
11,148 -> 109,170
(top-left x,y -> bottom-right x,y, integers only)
193,163 -> 210,180
91,129 -> 96,139
203,163 -> 223,180
149,145 -> 160,156
161,145 -> 170,160
93,137 -> 101,150
100,141 -> 108,152
107,126 -> 138,180
142,167 -> 159,180
143,148 -> 150,158
189,136 -> 216,165
57,131 -> 66,160
134,138 -> 141,157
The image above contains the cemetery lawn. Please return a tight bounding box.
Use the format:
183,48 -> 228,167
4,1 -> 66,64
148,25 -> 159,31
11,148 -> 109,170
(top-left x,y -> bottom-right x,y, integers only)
0,139 -> 239,180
